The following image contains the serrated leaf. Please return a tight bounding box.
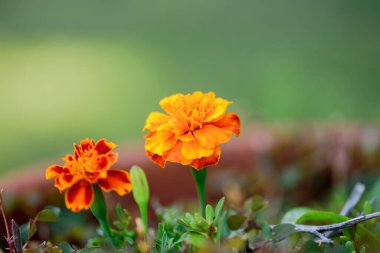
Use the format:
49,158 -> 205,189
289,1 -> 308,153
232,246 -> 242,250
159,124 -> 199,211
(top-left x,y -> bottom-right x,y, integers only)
227,214 -> 246,230
281,207 -> 312,224
205,204 -> 214,223
35,207 -> 61,222
214,197 -> 225,220
296,211 -> 348,225
272,224 -> 295,241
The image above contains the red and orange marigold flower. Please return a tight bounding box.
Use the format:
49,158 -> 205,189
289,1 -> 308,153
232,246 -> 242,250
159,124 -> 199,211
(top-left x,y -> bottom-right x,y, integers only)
46,138 -> 132,212
143,91 -> 240,170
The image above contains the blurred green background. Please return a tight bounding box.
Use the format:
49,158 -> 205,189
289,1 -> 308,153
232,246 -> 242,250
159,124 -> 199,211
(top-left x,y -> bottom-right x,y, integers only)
0,0 -> 379,174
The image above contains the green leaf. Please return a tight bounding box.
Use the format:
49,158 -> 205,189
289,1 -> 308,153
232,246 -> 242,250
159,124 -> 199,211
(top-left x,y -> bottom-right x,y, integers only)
281,207 -> 312,224
345,241 -> 355,253
249,195 -> 268,214
214,197 -> 225,220
161,231 -> 168,253
76,247 -> 107,253
57,242 -> 73,253
205,204 -> 214,223
35,207 -> 61,222
227,214 -> 246,230
363,201 -> 372,215
368,179 -> 380,211
193,213 -> 210,232
186,232 -> 208,247
20,219 -> 37,245
272,224 -> 295,241
296,211 -> 349,225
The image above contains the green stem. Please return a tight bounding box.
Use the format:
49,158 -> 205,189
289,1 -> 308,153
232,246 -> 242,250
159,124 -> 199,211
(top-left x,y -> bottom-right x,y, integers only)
191,167 -> 207,217
140,203 -> 148,234
91,184 -> 119,247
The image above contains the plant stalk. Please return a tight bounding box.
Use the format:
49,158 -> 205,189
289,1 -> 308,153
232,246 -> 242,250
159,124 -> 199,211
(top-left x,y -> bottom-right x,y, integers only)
91,184 -> 119,248
271,212 -> 380,244
0,189 -> 14,253
191,167 -> 207,217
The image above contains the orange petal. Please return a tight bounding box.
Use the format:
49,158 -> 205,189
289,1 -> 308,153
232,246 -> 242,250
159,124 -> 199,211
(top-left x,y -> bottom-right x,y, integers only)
194,124 -> 232,149
46,165 -> 64,179
214,113 -> 240,136
177,132 -> 195,142
146,151 -> 166,167
191,146 -> 221,170
145,129 -> 177,156
65,180 -> 94,212
181,138 -> 214,160
163,141 -> 191,165
159,93 -> 183,115
98,169 -> 133,195
143,112 -> 173,131
95,139 -> 116,155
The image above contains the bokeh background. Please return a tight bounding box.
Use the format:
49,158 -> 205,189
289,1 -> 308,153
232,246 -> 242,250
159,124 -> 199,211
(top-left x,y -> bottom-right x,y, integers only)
1,0 -> 380,175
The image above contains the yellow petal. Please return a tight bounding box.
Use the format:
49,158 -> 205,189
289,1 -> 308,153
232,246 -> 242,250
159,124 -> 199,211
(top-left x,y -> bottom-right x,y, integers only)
181,139 -> 214,160
143,112 -> 173,131
159,93 -> 184,115
204,98 -> 232,123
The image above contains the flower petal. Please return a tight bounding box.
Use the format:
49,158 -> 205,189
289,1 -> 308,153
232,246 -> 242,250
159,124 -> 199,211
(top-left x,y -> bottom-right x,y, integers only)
97,169 -> 133,195
46,165 -> 64,179
143,112 -> 173,131
146,151 -> 166,167
203,98 -> 232,123
159,93 -> 183,115
163,141 -> 191,165
177,132 -> 195,142
96,152 -> 118,172
214,113 -> 240,136
181,139 -> 214,160
145,128 -> 177,156
55,173 -> 80,191
65,180 -> 94,212
191,146 -> 221,170
95,139 -> 116,155
194,124 -> 232,149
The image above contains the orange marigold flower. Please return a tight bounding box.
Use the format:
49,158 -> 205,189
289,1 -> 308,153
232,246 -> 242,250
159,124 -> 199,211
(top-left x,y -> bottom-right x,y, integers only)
46,138 -> 132,212
143,91 -> 240,170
